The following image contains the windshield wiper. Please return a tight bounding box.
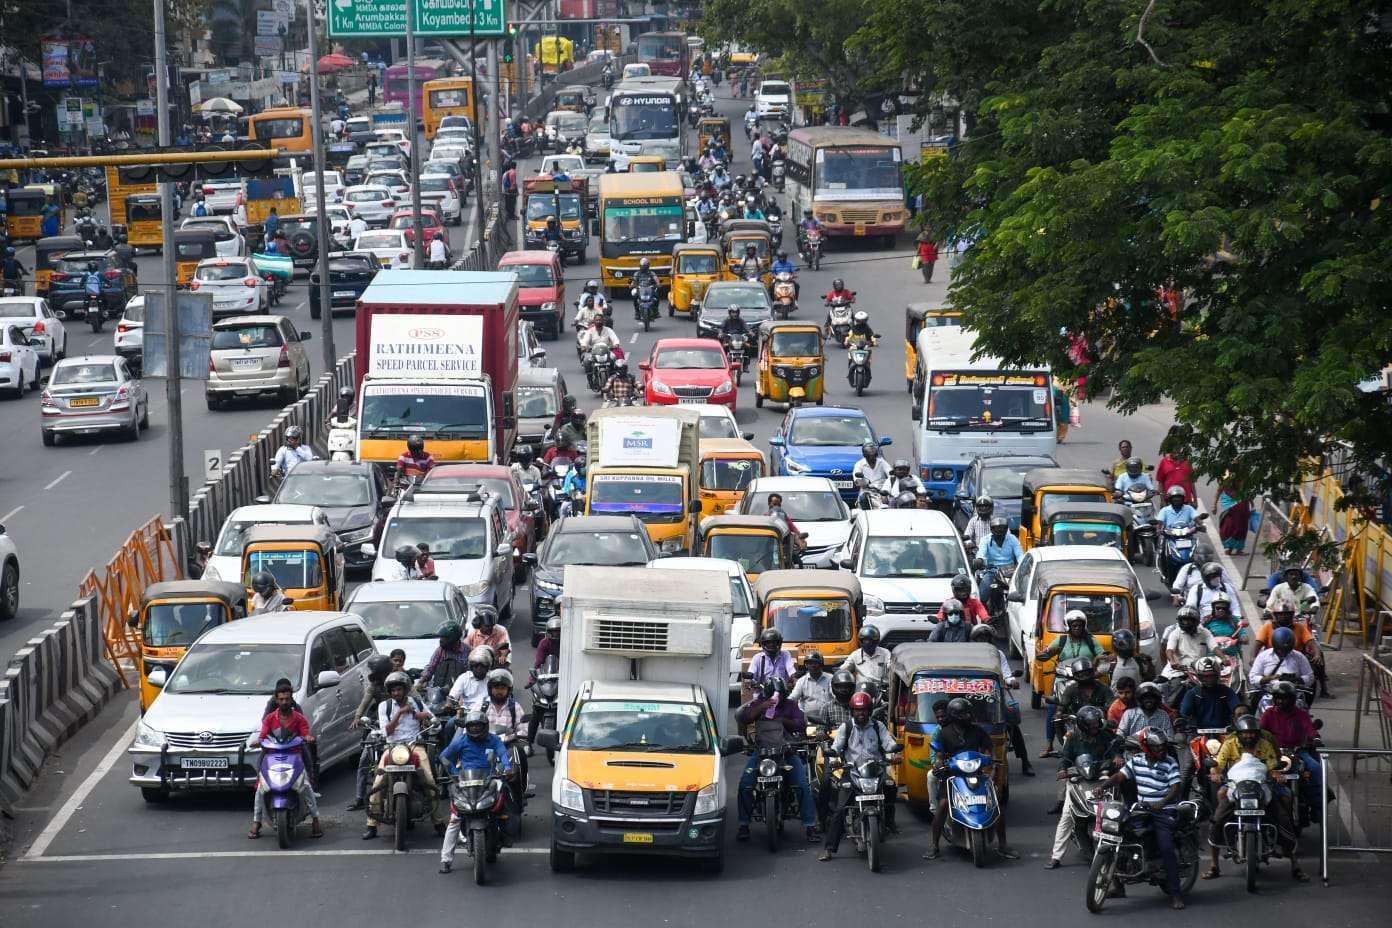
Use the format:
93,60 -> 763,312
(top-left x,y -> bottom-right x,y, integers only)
177,687 -> 240,695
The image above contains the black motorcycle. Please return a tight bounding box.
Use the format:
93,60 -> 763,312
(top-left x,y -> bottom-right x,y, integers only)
633,281 -> 660,332
1085,799 -> 1201,912
824,751 -> 897,872
747,745 -> 806,853
447,764 -> 508,885
724,332 -> 751,383
973,560 -> 1015,645
529,655 -> 560,763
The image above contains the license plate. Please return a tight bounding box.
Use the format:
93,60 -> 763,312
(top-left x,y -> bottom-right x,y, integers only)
1176,539 -> 1194,549
757,776 -> 782,784
383,765 -> 416,773
333,290 -> 355,297
180,756 -> 229,770
1235,810 -> 1264,816
678,398 -> 705,405
834,480 -> 854,489
230,358 -> 260,371
622,832 -> 654,844
214,301 -> 238,310
854,226 -> 867,236
69,396 -> 100,408
961,794 -> 989,806
854,794 -> 882,802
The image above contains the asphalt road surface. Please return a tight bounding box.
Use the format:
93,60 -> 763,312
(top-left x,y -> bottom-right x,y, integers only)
2,84 -> 1383,924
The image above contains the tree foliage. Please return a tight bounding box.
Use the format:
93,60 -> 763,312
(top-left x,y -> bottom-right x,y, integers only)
9,0 -> 210,87
855,0 -> 1392,498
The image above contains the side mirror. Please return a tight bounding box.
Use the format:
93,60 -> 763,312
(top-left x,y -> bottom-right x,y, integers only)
589,219 -> 599,236
127,609 -> 140,628
879,436 -> 893,446
689,499 -> 702,514
839,557 -> 854,570
742,432 -> 754,441
360,542 -> 376,558
638,361 -> 650,371
1007,591 -> 1025,604
254,495 -> 272,505
535,729 -> 561,751
971,557 -> 985,571
720,735 -> 747,756
495,542 -> 513,557
146,667 -> 168,688
379,495 -> 397,510
316,670 -> 341,689
298,330 -> 312,341
521,552 -> 539,565
768,435 -> 785,447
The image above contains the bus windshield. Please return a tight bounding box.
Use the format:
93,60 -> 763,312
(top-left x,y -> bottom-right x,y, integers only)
816,146 -> 902,200
611,96 -> 677,140
926,371 -> 1054,431
603,204 -> 684,243
252,117 -> 305,140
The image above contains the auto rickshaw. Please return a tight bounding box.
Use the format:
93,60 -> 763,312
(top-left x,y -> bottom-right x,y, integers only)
1039,499 -> 1132,550
238,523 -> 345,612
130,580 -> 248,712
124,193 -> 164,251
697,438 -> 766,517
669,242 -> 724,316
553,85 -> 591,114
1017,560 -> 1143,708
755,321 -> 825,408
33,234 -> 84,297
625,154 -> 667,173
172,229 -> 220,287
888,643 -> 1013,809
749,569 -> 863,673
697,116 -> 731,153
698,515 -> 797,585
1018,468 -> 1113,552
721,218 -> 773,285
5,187 -> 51,242
903,302 -> 962,393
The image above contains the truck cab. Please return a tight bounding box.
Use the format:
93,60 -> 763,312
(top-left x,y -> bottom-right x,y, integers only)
585,406 -> 702,555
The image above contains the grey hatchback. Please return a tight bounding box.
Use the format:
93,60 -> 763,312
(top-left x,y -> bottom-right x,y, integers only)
205,315 -> 312,409
697,280 -> 773,339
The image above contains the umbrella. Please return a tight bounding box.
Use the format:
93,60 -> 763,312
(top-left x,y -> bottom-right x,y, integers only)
200,97 -> 244,114
317,53 -> 355,74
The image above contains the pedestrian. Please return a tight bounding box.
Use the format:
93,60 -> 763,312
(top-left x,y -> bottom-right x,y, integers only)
914,230 -> 938,283
1156,431 -> 1197,501
1215,480 -> 1252,555
501,162 -> 518,219
367,72 -> 377,107
1053,382 -> 1072,443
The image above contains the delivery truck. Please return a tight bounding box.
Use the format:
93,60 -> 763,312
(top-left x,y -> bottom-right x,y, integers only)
537,565 -> 742,873
585,406 -> 702,554
353,270 -> 520,465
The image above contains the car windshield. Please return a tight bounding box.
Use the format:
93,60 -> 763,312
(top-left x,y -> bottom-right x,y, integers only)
788,415 -> 874,447
570,699 -> 712,753
981,462 -> 1046,499
743,490 -> 845,522
517,385 -> 556,417
656,347 -> 726,369
770,330 -> 820,356
165,643 -> 305,695
390,214 -> 438,230
245,550 -> 322,589
926,373 -> 1054,431
526,196 -> 558,221
359,389 -> 488,438
183,220 -> 234,240
424,162 -> 459,176
510,263 -> 555,287
700,457 -> 763,491
760,82 -> 791,97
122,300 -> 144,323
419,475 -> 517,508
356,232 -> 404,250
368,174 -> 406,188
704,287 -> 769,310
51,362 -> 116,385
543,531 -> 650,567
767,597 -> 853,642
277,472 -> 374,507
708,533 -> 780,575
1053,523 -> 1123,546
589,475 -> 686,524
381,516 -> 487,559
699,414 -> 738,439
558,194 -> 582,221
1045,592 -> 1133,635
328,257 -> 375,275
353,599 -> 450,639
212,324 -> 282,350
143,602 -> 230,648
861,536 -> 967,579
195,263 -> 250,282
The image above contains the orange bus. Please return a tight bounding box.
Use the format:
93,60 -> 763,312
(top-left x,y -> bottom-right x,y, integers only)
248,107 -> 314,154
422,77 -> 477,141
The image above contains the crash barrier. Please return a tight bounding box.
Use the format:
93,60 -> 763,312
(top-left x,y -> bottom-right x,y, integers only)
1319,747 -> 1392,885
0,596 -> 120,810
520,54 -> 633,123
1302,474 -> 1392,646
451,204 -> 505,273
79,516 -> 181,685
1352,654 -> 1392,760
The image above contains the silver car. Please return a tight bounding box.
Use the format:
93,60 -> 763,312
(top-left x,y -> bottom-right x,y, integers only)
205,315 -> 312,409
130,612 -> 375,801
40,355 -> 149,445
199,178 -> 243,214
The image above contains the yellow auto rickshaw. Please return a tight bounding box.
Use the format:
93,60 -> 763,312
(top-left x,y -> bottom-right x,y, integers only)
669,242 -> 724,316
124,193 -> 164,251
625,154 -> 667,173
904,302 -> 962,392
697,116 -> 731,153
173,229 -> 220,286
888,643 -> 1013,808
755,321 -> 825,408
698,515 -> 798,586
553,85 -> 591,114
130,580 -> 248,712
5,187 -> 51,242
748,569 -> 863,673
721,218 -> 773,285
33,234 -> 84,297
239,523 -> 345,612
1018,468 -> 1114,552
1039,500 -> 1132,550
697,438 -> 766,517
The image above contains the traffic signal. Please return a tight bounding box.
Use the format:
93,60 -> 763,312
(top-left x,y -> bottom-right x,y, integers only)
503,23 -> 516,64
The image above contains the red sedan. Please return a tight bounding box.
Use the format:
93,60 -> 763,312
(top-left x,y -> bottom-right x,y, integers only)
419,463 -> 544,574
388,207 -> 447,247
639,337 -> 737,410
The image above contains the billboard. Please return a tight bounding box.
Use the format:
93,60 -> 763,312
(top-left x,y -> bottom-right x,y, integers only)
42,37 -> 99,88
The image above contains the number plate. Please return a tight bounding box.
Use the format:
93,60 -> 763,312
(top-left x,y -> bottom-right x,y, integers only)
68,396 -> 100,407
961,794 -> 990,806
757,776 -> 782,784
230,358 -> 261,371
214,301 -> 239,310
677,398 -> 705,405
383,765 -> 416,773
333,290 -> 355,298
1175,539 -> 1194,549
854,794 -> 883,802
834,480 -> 854,489
622,832 -> 654,844
1234,810 -> 1264,816
180,756 -> 229,770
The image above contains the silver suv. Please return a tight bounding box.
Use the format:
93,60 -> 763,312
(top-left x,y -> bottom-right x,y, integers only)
205,315 -> 312,409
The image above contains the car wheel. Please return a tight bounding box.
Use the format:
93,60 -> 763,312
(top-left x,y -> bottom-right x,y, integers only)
206,394 -> 222,411
126,413 -> 141,441
139,400 -> 150,429
0,558 -> 18,621
41,429 -> 56,446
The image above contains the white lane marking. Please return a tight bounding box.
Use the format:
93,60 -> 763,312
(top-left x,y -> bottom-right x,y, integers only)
629,332 -> 638,344
23,847 -> 553,862
294,302 -> 306,313
88,445 -> 104,456
25,719 -> 137,859
0,505 -> 23,523
43,470 -> 72,491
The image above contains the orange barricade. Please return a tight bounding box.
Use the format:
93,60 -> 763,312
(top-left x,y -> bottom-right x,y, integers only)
79,516 -> 183,686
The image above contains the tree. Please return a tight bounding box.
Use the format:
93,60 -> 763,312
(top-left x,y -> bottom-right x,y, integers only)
859,0 -> 1392,499
9,0 -> 210,87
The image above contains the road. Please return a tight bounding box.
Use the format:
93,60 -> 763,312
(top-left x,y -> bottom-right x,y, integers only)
2,83 -> 1382,923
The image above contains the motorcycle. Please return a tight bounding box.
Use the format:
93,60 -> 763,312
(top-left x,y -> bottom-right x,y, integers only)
602,67 -> 613,90
824,295 -> 854,346
546,238 -> 566,268
772,157 -> 786,192
801,227 -> 823,271
585,342 -> 615,394
84,288 -> 105,333
447,762 -> 508,885
847,335 -> 875,396
824,750 -> 897,872
766,205 -> 783,247
972,560 -> 1015,641
1062,753 -> 1115,859
256,730 -> 314,849
744,112 -> 757,140
632,280 -> 660,332
724,332 -> 751,384
771,272 -> 798,319
325,416 -> 357,462
364,719 -> 441,851
747,745 -> 806,853
1116,485 -> 1157,566
1084,799 -> 1201,912
1215,755 -> 1281,893
528,655 -> 560,763
933,750 -> 1002,867
1158,514 -> 1208,587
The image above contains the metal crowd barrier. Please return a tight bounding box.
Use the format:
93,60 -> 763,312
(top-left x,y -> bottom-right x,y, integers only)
1319,747 -> 1392,885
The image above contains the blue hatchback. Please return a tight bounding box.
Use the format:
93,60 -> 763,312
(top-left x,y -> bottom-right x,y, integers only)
768,406 -> 891,500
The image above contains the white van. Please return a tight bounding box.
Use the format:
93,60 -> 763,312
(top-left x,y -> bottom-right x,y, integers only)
755,80 -> 793,118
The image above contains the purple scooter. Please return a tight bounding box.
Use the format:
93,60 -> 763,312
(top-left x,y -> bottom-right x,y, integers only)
259,730 -> 311,849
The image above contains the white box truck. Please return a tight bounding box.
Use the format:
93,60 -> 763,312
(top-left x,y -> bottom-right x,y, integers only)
538,565 -> 742,873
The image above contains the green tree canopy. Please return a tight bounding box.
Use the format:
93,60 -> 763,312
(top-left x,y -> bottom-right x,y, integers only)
10,1 -> 209,88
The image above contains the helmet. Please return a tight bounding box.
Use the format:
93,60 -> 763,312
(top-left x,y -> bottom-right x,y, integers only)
545,616 -> 561,638
614,357 -> 628,371
1136,681 -> 1163,703
639,257 -> 651,270
486,668 -> 513,690
1200,561 -> 1224,582
471,604 -> 499,629
406,435 -> 425,455
858,626 -> 881,644
802,649 -> 824,668
1194,655 -> 1222,680
1111,628 -> 1136,656
1139,727 -> 1168,753
467,645 -> 495,669
989,516 -> 1009,533
394,545 -> 418,566
384,670 -> 411,692
1176,605 -> 1200,627
515,444 -> 534,465
1271,626 -> 1295,648
744,193 -> 755,204
366,654 -> 393,682
892,458 -> 911,473
975,495 -> 994,513
1125,457 -> 1143,477
285,425 -> 304,441
462,709 -> 489,738
758,627 -> 783,647
777,251 -> 788,262
546,214 -> 558,225
561,395 -> 578,414
941,598 -> 964,617
849,691 -> 872,709
831,669 -> 856,701
4,246 -> 13,257
87,260 -> 98,272
251,571 -> 278,595
727,306 -> 740,316
1234,715 -> 1261,734
970,623 -> 994,642
1070,657 -> 1096,683
437,622 -> 463,645
1064,609 -> 1088,629
1269,679 -> 1297,700
853,310 -> 869,325
585,279 -> 599,293
861,441 -> 878,457
1076,705 -> 1104,734
946,697 -> 973,724
832,278 -> 844,290
744,243 -> 756,254
1166,485 -> 1187,501
950,574 -> 972,598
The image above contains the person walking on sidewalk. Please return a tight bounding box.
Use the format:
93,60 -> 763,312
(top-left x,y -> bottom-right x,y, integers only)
915,230 -> 938,283
502,163 -> 518,219
367,72 -> 377,107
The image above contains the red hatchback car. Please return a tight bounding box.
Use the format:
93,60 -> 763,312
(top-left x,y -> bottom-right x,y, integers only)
639,337 -> 737,410
419,463 -> 544,575
388,207 -> 446,247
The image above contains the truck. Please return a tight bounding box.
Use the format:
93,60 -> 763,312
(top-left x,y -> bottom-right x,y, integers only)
539,565 -> 742,873
370,104 -> 409,133
539,154 -> 602,215
353,270 -> 520,466
584,406 -> 701,555
238,171 -> 303,252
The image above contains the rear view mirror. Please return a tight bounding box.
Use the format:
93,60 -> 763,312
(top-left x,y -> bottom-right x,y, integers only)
522,552 -> 539,565
1145,589 -> 1161,602
147,667 -> 168,688
879,436 -> 892,446
720,735 -> 748,756
535,729 -> 561,751
742,432 -> 754,441
1007,591 -> 1025,604
316,670 -> 341,689
495,543 -> 514,557
360,543 -> 376,558
298,330 -> 312,341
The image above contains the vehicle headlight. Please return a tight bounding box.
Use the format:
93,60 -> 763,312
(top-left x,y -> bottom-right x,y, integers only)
783,458 -> 810,474
660,538 -> 683,553
806,366 -> 820,377
1240,797 -> 1260,810
340,526 -> 374,544
459,579 -> 489,596
557,777 -> 585,813
266,762 -> 296,788
693,782 -> 719,816
932,468 -> 955,482
652,380 -> 674,396
541,301 -> 557,313
715,378 -> 734,394
864,594 -> 885,616
956,757 -> 982,774
389,744 -> 412,765
758,758 -> 778,777
1104,807 -> 1121,820
534,576 -> 562,594
134,720 -> 166,749
1206,738 -> 1222,756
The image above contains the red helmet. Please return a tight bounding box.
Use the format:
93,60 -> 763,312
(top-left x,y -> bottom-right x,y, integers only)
849,692 -> 872,711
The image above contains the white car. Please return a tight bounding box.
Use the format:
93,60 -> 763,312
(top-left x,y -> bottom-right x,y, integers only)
649,556 -> 754,694
202,504 -> 330,583
428,145 -> 471,170
755,79 -> 793,118
308,204 -> 355,247
199,178 -> 242,214
113,295 -> 145,371
737,476 -> 852,568
0,520 -> 19,621
343,185 -> 400,226
622,63 -> 651,80
433,127 -> 474,149
365,171 -> 410,199
189,257 -> 268,319
179,216 -> 244,258
302,170 -> 345,205
1005,544 -> 1161,679
363,142 -> 404,164
840,508 -> 973,648
353,229 -> 413,269
689,403 -> 751,441
0,296 -> 67,363
417,173 -> 463,226
344,580 -> 470,673
0,322 -> 41,397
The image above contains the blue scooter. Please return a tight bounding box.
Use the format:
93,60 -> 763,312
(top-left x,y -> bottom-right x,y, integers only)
258,730 -> 312,849
1157,513 -> 1207,588
936,750 -> 1001,867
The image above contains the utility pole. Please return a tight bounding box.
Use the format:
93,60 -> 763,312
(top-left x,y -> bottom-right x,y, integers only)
153,0 -> 187,520
304,0 -> 335,364
404,1 -> 425,265
469,15 -> 486,248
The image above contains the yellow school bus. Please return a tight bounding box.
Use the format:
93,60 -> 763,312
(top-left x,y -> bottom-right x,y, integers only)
249,107 -> 314,155
422,77 -> 477,141
597,171 -> 686,294
104,167 -> 159,249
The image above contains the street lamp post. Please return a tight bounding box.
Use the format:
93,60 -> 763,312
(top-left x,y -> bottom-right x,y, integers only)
304,0 -> 336,362
404,0 -> 424,265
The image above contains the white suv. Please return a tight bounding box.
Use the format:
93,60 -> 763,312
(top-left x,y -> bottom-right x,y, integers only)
0,520 -> 19,621
756,80 -> 792,118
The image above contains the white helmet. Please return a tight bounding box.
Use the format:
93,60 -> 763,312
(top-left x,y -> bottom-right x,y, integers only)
853,310 -> 869,325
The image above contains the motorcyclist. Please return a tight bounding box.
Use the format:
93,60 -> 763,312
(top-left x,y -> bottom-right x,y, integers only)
823,277 -> 855,307
82,259 -> 103,307
543,432 -> 579,467
419,622 -> 469,694
736,677 -> 819,842
1106,628 -> 1155,684
852,439 -> 891,486
1265,564 -> 1321,617
542,214 -> 562,247
577,315 -> 621,357
1161,605 -> 1220,678
1,246 -> 26,294
744,104 -> 758,135
270,425 -> 316,477
346,653 -> 394,811
818,691 -> 902,859
1184,561 -> 1243,620
511,444 -> 544,488
929,599 -> 973,643
742,194 -> 764,221
770,250 -> 797,276
1248,626 -> 1314,690
938,574 -> 990,625
718,306 -> 752,347
250,571 -> 288,614
735,242 -> 762,281
113,233 -> 137,279
842,626 -> 890,685
363,671 -> 444,840
1255,603 -> 1325,693
1117,681 -> 1176,738
192,193 -> 209,217
574,279 -> 609,326
1038,610 -> 1105,755
1206,714 -> 1305,881
798,212 -> 822,250
1259,679 -> 1324,814
247,680 -> 321,839
1113,457 -> 1156,496
925,697 -> 1018,860
847,310 -> 878,345
437,709 -> 512,872
710,164 -> 731,190
385,543 -> 432,580
1057,657 -> 1115,721
963,495 -> 995,552
395,434 -> 435,478
748,627 -> 795,685
1156,485 -> 1199,530
557,397 -> 587,447
880,459 -> 923,498
629,257 -> 658,308
1090,728 -> 1188,909
602,356 -> 639,406
327,386 -> 356,430
1045,704 -> 1119,868
789,650 -> 833,718
465,604 -> 512,668
481,667 -> 528,783
982,514 -> 1023,571
1178,655 -> 1239,729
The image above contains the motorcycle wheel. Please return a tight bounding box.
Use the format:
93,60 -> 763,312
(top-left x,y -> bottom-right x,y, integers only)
865,811 -> 882,873
855,375 -> 866,397
643,314 -> 651,333
765,793 -> 781,853
1244,830 -> 1260,893
473,826 -> 489,885
393,794 -> 408,852
1139,537 -> 1156,568
970,828 -> 988,868
735,365 -> 743,386
275,807 -> 291,849
1086,846 -> 1117,913
89,316 -> 103,333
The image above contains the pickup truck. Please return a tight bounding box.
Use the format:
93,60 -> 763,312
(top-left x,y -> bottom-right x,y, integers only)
539,154 -> 601,216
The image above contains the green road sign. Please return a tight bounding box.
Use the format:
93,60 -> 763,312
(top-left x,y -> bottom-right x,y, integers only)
328,0 -> 507,39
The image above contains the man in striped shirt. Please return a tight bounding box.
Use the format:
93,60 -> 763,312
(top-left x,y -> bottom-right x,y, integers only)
1092,728 -> 1188,910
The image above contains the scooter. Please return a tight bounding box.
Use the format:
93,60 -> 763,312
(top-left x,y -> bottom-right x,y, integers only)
1115,485 -> 1157,566
447,761 -> 508,885
84,290 -> 105,333
766,205 -> 783,248
1157,514 -> 1208,587
771,272 -> 798,319
326,415 -> 357,462
1061,752 -> 1114,858
935,750 -> 1002,867
847,335 -> 875,396
257,730 -> 313,849
632,280 -> 660,332
824,294 -> 854,346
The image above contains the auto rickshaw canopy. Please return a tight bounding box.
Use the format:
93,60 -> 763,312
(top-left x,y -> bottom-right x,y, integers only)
1030,559 -> 1141,635
142,579 -> 248,610
239,523 -> 341,587
889,642 -> 1007,725
755,568 -> 861,605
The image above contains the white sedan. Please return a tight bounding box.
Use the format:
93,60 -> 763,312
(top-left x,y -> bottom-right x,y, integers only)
0,296 -> 67,364
343,185 -> 400,226
353,229 -> 414,270
365,171 -> 411,199
417,173 -> 463,225
309,204 -> 356,247
0,322 -> 41,397
189,257 -> 268,319
302,170 -> 345,205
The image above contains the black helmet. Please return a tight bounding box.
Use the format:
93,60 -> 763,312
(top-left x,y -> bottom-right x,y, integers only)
1200,561 -> 1223,582
486,668 -> 513,691
950,574 -> 972,598
437,622 -> 463,645
394,544 -> 418,565
777,251 -> 788,261
1234,715 -> 1261,734
515,444 -> 534,465
830,669 -> 856,701
463,709 -> 489,738
858,626 -> 881,644
337,385 -> 353,402
366,654 -> 393,682
407,435 -> 425,455
1076,704 -> 1104,734
251,571 -> 278,595
1125,457 -> 1143,477
1111,628 -> 1136,657
1136,681 -> 1162,704
946,697 -> 973,724
87,260 -> 98,272
471,604 -> 499,629
832,278 -> 845,290
758,627 -> 784,647
1069,657 -> 1095,683
802,649 -> 824,668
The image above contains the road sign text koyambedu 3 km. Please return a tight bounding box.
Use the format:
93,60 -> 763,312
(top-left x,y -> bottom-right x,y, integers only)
327,0 -> 507,38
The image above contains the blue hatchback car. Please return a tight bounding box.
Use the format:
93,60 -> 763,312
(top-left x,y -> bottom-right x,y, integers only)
768,406 -> 891,500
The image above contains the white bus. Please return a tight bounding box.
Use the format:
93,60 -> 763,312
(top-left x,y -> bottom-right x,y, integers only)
608,77 -> 686,168
912,326 -> 1057,502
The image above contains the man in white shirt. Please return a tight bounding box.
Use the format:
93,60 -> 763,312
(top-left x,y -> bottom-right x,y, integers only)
270,426 -> 316,477
1184,562 -> 1243,619
427,234 -> 450,269
852,441 -> 891,486
841,627 -> 891,686
789,651 -> 834,720
363,672 -> 444,839
577,318 -> 621,355
1162,607 -> 1219,675
1266,566 -> 1320,615
348,214 -> 369,242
